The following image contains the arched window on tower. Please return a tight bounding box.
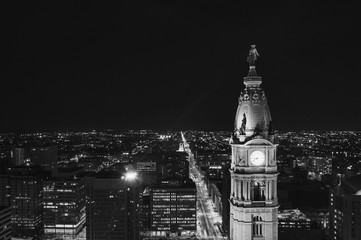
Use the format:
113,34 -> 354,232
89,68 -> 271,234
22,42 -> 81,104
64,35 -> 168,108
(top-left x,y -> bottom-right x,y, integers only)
252,181 -> 265,201
252,216 -> 263,236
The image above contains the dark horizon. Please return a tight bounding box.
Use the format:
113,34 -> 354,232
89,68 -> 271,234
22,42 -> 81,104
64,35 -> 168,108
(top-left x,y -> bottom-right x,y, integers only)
2,1 -> 360,132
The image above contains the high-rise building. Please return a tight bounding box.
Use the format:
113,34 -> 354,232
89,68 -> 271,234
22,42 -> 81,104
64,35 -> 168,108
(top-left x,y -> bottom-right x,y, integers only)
330,175 -> 361,240
164,152 -> 189,180
8,166 -> 47,237
11,147 -> 25,166
0,206 -> 12,240
0,174 -> 11,207
86,170 -> 139,240
43,172 -> 86,237
229,45 -> 278,240
150,179 -> 197,238
139,187 -> 152,233
0,146 -> 12,168
30,146 -> 58,175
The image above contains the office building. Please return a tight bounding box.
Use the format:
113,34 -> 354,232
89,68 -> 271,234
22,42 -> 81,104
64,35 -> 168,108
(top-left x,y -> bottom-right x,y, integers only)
43,172 -> 86,237
133,153 -> 162,185
0,147 -> 12,168
86,170 -> 138,240
330,174 -> 361,240
0,206 -> 11,240
30,146 -> 58,175
9,166 -> 46,237
139,187 -> 152,233
150,179 -> 197,238
164,152 -> 189,180
11,147 -> 25,166
0,174 -> 11,207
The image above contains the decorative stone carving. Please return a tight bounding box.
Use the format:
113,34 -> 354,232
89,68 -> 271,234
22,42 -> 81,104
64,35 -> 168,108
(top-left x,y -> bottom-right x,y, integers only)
243,94 -> 250,101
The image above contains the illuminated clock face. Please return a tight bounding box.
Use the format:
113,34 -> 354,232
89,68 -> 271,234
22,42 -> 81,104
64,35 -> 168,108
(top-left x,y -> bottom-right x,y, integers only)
250,150 -> 265,166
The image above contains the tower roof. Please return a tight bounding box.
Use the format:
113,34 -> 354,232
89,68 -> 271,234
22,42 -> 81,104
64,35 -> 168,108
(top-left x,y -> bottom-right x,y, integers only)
232,45 -> 273,144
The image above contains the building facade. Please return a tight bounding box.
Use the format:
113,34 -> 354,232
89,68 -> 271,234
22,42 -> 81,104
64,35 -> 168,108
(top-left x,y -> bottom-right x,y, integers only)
11,147 -> 25,166
150,179 -> 197,238
30,146 -> 58,175
229,45 -> 278,240
86,170 -> 139,240
0,206 -> 12,240
43,175 -> 86,236
0,174 -> 11,207
278,209 -> 311,230
164,152 -> 189,180
330,175 -> 361,240
9,166 -> 46,237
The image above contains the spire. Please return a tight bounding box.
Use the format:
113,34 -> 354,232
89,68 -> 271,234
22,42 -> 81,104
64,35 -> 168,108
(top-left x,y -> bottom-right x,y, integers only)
244,45 -> 262,86
233,44 -> 272,143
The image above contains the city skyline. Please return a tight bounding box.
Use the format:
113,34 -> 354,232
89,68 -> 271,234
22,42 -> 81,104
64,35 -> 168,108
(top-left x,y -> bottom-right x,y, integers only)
1,123 -> 360,239
2,1 -> 360,132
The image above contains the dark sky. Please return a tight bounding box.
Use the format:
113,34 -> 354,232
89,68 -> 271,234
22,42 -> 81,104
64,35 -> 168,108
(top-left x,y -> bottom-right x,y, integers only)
1,1 -> 360,132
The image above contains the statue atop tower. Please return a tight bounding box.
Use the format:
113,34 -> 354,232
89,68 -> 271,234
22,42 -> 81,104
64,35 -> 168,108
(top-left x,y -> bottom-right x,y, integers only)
247,45 -> 259,66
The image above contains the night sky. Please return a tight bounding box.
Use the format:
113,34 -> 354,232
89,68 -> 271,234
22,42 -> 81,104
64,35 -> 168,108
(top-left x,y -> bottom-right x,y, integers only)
1,1 -> 360,132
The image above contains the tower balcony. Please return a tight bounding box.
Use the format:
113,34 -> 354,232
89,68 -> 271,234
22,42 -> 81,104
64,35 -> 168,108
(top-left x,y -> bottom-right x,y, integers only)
232,199 -> 278,208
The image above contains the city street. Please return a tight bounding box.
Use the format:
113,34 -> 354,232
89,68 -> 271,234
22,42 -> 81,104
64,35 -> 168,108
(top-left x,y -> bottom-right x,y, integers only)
181,132 -> 226,240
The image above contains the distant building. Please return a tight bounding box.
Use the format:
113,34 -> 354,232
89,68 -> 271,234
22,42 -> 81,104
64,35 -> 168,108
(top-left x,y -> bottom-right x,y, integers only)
150,179 -> 197,238
133,153 -> 163,185
11,147 -> 25,166
330,175 -> 361,240
86,170 -> 139,240
209,183 -> 222,213
8,166 -> 47,237
278,209 -> 311,230
308,156 -> 332,176
43,172 -> 86,237
30,146 -> 58,175
163,152 -> 189,180
303,209 -> 329,230
196,151 -> 229,173
0,174 -> 11,207
0,206 -> 11,240
139,187 -> 152,234
201,152 -> 230,194
221,167 -> 231,235
0,146 -> 12,168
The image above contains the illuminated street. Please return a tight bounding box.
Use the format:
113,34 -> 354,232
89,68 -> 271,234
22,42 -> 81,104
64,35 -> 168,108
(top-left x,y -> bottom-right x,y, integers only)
181,132 -> 226,240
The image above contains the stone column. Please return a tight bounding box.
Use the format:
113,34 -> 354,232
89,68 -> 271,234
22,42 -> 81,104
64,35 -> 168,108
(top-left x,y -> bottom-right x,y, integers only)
235,179 -> 239,199
265,181 -> 269,201
247,181 -> 250,200
274,179 -> 277,199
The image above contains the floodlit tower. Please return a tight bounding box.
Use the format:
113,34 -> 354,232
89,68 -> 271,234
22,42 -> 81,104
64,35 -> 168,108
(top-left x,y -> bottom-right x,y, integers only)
229,45 -> 278,240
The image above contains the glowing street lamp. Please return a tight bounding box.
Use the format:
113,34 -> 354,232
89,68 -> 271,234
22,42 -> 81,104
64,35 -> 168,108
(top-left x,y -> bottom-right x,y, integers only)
124,171 -> 137,181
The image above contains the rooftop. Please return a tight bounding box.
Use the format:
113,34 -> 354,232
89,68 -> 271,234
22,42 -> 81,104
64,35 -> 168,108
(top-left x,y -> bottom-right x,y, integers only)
341,174 -> 361,195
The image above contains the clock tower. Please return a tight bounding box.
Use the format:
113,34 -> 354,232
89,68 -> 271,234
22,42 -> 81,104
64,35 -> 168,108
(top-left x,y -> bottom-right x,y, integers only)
229,45 -> 278,240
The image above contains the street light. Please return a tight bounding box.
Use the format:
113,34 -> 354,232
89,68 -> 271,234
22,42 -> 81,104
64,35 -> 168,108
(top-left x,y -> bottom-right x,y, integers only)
124,171 -> 137,181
